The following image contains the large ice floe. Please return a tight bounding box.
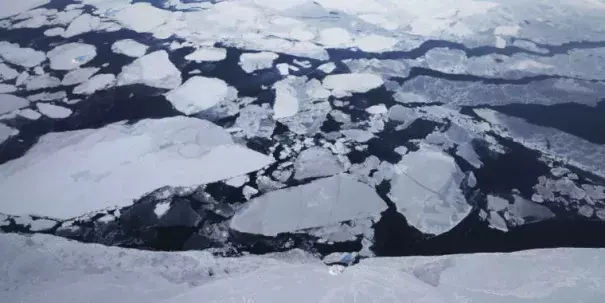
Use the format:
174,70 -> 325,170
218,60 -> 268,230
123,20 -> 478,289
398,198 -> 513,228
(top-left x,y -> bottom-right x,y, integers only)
164,76 -> 238,115
2,233 -> 605,303
116,50 -> 182,89
0,117 -> 272,219
47,43 -> 96,71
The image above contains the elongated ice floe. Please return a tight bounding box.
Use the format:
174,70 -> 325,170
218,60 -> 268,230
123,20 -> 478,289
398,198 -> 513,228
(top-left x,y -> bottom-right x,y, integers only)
0,123 -> 16,144
61,67 -> 100,86
117,50 -> 182,89
184,47 -> 227,62
0,42 -> 46,68
0,84 -> 16,93
0,63 -> 19,81
0,117 -> 273,219
73,74 -> 116,95
164,76 -> 237,115
47,43 -> 96,70
62,13 -> 101,38
322,73 -> 383,97
25,74 -> 61,91
0,94 -> 29,115
0,0 -> 50,19
231,174 -> 386,236
36,103 -> 72,119
239,52 -> 279,73
111,39 -> 149,58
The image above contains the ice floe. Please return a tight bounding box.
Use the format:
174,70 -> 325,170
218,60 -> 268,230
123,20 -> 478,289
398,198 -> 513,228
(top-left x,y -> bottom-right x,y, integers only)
0,94 -> 29,115
117,50 -> 182,89
0,117 -> 273,218
27,91 -> 66,102
234,104 -> 275,138
18,108 -> 41,120
231,174 -> 386,236
239,52 -> 279,73
47,43 -> 96,71
184,47 -> 227,62
355,34 -> 398,52
389,148 -> 470,235
0,123 -> 16,144
113,2 -> 172,33
317,62 -> 336,74
36,103 -> 72,119
43,27 -> 64,36
322,73 -> 383,97
25,74 -> 61,91
294,147 -> 344,180
273,77 -> 300,119
0,0 -> 50,19
164,76 -> 237,115
73,74 -> 116,95
0,42 -> 46,68
0,63 -> 19,81
111,39 -> 149,58
0,84 -> 16,93
62,13 -> 102,38
61,67 -> 100,86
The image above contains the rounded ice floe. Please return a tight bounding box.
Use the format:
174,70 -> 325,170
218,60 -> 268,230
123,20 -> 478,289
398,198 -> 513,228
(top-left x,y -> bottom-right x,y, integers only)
73,74 -> 116,95
47,43 -> 97,70
43,27 -> 65,37
117,50 -> 182,89
318,27 -> 352,47
294,147 -> 344,180
18,108 -> 42,120
61,67 -> 100,86
25,74 -> 61,91
230,174 -> 387,236
62,13 -> 101,38
389,148 -> 471,235
239,52 -> 279,73
322,73 -> 383,97
0,42 -> 46,68
184,47 -> 227,62
341,129 -> 374,143
0,117 -> 273,219
111,39 -> 149,58
0,63 -> 19,81
164,76 -> 237,115
317,62 -> 336,74
0,94 -> 29,115
0,84 -> 16,93
36,103 -> 72,119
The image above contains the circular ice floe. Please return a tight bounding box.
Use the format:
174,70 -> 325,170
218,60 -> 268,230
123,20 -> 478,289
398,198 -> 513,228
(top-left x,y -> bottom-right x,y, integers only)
47,43 -> 97,70
36,103 -> 72,119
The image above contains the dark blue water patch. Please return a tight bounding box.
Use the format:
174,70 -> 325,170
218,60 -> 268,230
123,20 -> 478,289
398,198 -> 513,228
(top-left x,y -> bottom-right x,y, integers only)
204,182 -> 246,205
485,99 -> 605,145
371,208 -> 427,256
320,114 -> 341,133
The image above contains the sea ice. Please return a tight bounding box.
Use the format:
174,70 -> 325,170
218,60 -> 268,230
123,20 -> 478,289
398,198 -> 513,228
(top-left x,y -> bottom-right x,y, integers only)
111,39 -> 149,58
36,103 -> 72,119
73,74 -> 116,95
47,43 -> 96,70
239,52 -> 279,73
117,51 -> 182,89
322,73 -> 383,97
294,147 -> 344,180
0,94 -> 29,115
0,42 -> 46,68
164,76 -> 237,115
185,47 -> 227,62
61,67 -> 100,86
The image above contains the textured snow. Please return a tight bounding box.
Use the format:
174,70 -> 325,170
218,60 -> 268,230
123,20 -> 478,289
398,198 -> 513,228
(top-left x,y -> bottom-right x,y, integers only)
0,94 -> 29,114
184,47 -> 227,62
0,0 -> 50,19
73,74 -> 116,95
239,52 -> 279,73
47,43 -> 96,70
164,76 -> 237,115
389,148 -> 470,235
61,67 -> 100,86
117,51 -> 182,89
294,147 -> 344,180
111,39 -> 148,58
0,63 -> 19,81
231,174 -> 386,236
25,74 -> 61,91
0,42 -> 46,68
0,117 -> 273,218
36,103 -> 72,119
0,84 -> 16,93
322,73 -> 383,97
18,109 -> 42,120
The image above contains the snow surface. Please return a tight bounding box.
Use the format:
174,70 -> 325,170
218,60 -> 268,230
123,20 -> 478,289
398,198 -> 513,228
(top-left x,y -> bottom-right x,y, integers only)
73,74 -> 116,95
231,174 -> 386,236
117,51 -> 182,89
0,117 -> 273,219
3,233 -> 605,303
164,76 -> 237,115
61,67 -> 100,86
322,73 -> 383,97
0,94 -> 29,114
184,47 -> 227,62
111,39 -> 149,58
239,52 -> 279,73
36,103 -> 72,119
47,43 -> 96,70
389,148 -> 471,235
0,42 -> 46,68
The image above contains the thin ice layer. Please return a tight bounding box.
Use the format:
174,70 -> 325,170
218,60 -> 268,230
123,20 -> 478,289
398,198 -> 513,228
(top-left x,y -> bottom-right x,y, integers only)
0,117 -> 273,219
231,174 -> 387,236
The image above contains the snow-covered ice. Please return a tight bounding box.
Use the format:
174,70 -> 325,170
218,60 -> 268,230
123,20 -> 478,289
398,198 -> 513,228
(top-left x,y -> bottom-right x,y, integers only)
0,64 -> 19,81
0,117 -> 273,219
184,47 -> 227,62
73,74 -> 116,95
231,174 -> 386,236
111,39 -> 149,58
61,67 -> 100,86
43,27 -> 65,37
164,76 -> 237,115
153,202 -> 171,218
317,62 -> 336,74
47,43 -> 96,70
0,94 -> 29,115
18,108 -> 42,120
322,73 -> 383,97
27,91 -> 66,102
62,13 -> 101,38
294,147 -> 344,180
117,51 -> 182,89
0,0 -> 50,19
0,123 -> 16,144
389,148 -> 471,235
0,84 -> 16,93
36,103 -> 72,119
0,42 -> 46,68
239,52 -> 279,73
29,218 -> 57,231
273,78 -> 300,119
25,74 -> 61,91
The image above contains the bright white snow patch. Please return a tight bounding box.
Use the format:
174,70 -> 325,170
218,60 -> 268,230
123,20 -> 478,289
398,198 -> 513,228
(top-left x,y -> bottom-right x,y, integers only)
239,52 -> 279,73
154,202 -> 171,218
117,50 -> 182,89
61,67 -> 100,86
18,109 -> 41,120
389,148 -> 471,235
0,42 -> 46,68
365,104 -> 388,115
73,74 -> 116,95
0,94 -> 29,115
322,73 -> 383,97
0,117 -> 273,219
43,27 -> 65,37
164,76 -> 237,115
47,43 -> 96,70
0,0 -> 50,19
36,103 -> 72,119
111,39 -> 148,58
231,174 -> 386,236
317,62 -> 336,74
184,47 -> 227,62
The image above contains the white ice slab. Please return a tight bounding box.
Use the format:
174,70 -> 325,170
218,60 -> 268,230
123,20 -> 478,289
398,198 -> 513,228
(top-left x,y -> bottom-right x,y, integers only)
0,84 -> 16,93
184,47 -> 227,62
322,73 -> 383,97
73,74 -> 116,95
0,42 -> 46,68
0,94 -> 29,115
0,63 -> 19,81
317,62 -> 336,74
36,103 -> 72,119
25,74 -> 61,91
0,117 -> 273,219
239,52 -> 279,73
43,27 -> 65,37
0,0 -> 50,20
117,50 -> 182,89
62,13 -> 101,38
0,123 -> 16,144
294,147 -> 344,180
389,148 -> 471,235
273,77 -> 299,119
164,76 -> 237,115
113,2 -> 172,33
61,67 -> 100,86
47,43 -> 96,70
231,174 -> 386,236
111,39 -> 149,58
18,108 -> 41,120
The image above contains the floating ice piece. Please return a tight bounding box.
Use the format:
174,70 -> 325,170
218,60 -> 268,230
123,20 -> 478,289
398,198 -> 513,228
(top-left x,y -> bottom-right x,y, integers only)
62,67 -> 100,86
36,103 -> 72,119
0,84 -> 16,93
487,195 -> 509,211
495,36 -> 507,48
47,43 -> 96,70
0,123 -> 16,144
15,72 -> 29,86
317,62 -> 336,74
365,104 -> 388,115
294,147 -> 344,180
276,63 -> 290,75
0,64 -> 19,80
231,174 -> 387,236
0,117 -> 273,219
234,104 -> 275,138
0,42 -> 46,68
0,94 -> 29,115
63,13 -> 101,38
43,27 -> 65,36
27,91 -> 66,102
488,211 -> 508,231
273,77 -> 299,119
29,218 -> 57,231
18,108 -> 41,120
322,73 -> 383,97
318,27 -> 352,47
239,52 -> 279,73
113,2 -> 172,33
185,47 -> 227,62
355,34 -> 398,52
25,74 -> 61,91
0,0 -> 50,19
117,51 -> 182,89
341,129 -> 374,142
164,76 -> 237,115
389,148 -> 470,235
154,202 -> 171,218
33,66 -> 44,75
111,39 -> 149,58
225,175 -> 248,187
73,74 -> 116,95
